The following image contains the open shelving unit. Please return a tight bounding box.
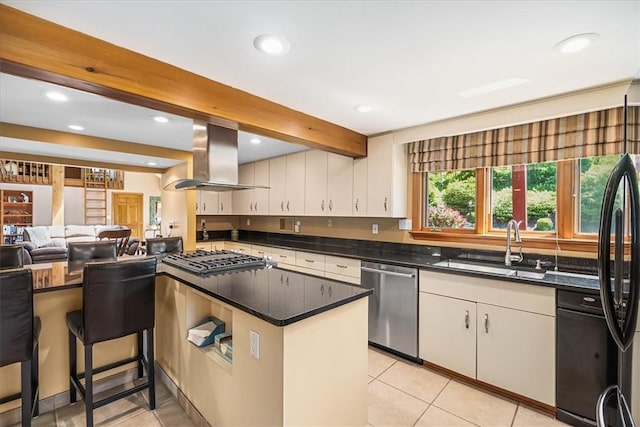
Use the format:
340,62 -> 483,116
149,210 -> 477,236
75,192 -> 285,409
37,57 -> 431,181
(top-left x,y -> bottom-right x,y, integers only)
1,189 -> 33,244
185,287 -> 234,374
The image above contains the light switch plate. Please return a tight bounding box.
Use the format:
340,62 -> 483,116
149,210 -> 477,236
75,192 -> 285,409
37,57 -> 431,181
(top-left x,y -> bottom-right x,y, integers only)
398,219 -> 412,230
372,224 -> 379,234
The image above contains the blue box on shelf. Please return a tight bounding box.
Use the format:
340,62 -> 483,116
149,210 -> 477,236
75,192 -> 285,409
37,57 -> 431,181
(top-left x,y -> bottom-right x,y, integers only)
214,332 -> 233,362
187,316 -> 225,348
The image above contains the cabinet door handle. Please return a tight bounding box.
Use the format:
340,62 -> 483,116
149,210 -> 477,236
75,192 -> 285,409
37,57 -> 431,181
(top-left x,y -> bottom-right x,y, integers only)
384,197 -> 388,211
281,201 -> 284,211
305,259 -> 315,263
320,284 -> 324,295
328,285 -> 332,298
255,202 -> 258,211
250,203 -> 253,211
321,200 -> 325,211
484,313 -> 489,333
465,310 -> 470,329
195,202 -> 198,211
220,202 -> 224,212
287,201 -> 290,211
329,200 -> 333,211
280,273 -> 284,284
203,202 -> 206,211
355,198 -> 359,212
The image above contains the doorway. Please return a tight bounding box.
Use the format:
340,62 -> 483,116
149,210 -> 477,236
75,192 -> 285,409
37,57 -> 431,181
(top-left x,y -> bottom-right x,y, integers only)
112,192 -> 143,239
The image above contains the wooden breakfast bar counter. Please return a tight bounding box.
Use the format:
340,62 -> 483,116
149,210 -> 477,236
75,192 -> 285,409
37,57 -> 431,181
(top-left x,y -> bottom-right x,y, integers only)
0,257 -> 372,426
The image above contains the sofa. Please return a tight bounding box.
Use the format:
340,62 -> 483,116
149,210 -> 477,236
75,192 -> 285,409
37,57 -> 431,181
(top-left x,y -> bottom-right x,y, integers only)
21,225 -> 139,263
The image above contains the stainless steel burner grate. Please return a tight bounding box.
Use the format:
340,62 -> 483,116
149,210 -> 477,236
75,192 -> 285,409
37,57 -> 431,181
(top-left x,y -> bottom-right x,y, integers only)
161,249 -> 267,274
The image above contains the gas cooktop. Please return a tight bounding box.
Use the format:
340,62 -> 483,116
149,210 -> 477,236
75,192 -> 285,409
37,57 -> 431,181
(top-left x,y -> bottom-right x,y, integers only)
161,249 -> 267,275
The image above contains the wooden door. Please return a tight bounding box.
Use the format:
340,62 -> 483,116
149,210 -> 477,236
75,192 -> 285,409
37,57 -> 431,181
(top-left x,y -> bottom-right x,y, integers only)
112,192 -> 143,239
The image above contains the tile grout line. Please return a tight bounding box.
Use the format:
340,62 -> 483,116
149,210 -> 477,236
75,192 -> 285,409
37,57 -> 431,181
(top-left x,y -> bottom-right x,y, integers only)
411,403 -> 431,427
374,375 -> 447,406
510,404 -> 520,427
429,380 -> 484,427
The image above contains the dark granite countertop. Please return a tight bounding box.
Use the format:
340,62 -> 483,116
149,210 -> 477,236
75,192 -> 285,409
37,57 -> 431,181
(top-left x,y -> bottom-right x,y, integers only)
158,263 -> 372,326
205,233 -> 602,294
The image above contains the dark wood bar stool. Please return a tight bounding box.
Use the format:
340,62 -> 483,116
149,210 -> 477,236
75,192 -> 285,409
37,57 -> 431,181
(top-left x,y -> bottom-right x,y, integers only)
146,237 -> 183,255
0,269 -> 40,427
67,241 -> 117,262
66,257 -> 157,427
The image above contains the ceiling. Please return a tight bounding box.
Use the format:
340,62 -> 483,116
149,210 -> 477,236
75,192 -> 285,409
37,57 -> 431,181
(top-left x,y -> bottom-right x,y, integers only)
0,1 -> 639,171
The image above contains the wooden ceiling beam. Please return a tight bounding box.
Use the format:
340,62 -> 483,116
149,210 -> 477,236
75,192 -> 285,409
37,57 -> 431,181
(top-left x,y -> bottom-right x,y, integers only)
0,4 -> 367,158
0,122 -> 191,161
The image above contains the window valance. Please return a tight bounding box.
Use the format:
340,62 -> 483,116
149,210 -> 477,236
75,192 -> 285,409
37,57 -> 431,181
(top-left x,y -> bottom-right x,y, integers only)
410,105 -> 640,172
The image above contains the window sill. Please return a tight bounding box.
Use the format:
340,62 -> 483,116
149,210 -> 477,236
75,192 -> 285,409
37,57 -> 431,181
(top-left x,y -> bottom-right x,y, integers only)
409,230 -> 603,254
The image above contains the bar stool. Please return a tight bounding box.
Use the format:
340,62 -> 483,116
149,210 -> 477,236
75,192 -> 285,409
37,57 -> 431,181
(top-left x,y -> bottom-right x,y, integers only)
146,237 -> 183,255
67,241 -> 117,262
66,257 -> 157,427
0,244 -> 24,269
0,269 -> 40,427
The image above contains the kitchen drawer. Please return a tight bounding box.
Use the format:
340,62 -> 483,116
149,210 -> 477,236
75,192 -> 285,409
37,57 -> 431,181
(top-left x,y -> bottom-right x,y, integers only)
325,271 -> 360,285
195,242 -> 212,251
271,247 -> 296,266
325,255 -> 360,280
296,251 -> 326,272
251,244 -> 272,258
224,242 -> 251,254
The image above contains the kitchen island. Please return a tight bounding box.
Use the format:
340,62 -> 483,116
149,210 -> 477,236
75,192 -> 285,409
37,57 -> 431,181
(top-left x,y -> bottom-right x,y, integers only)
0,257 -> 372,426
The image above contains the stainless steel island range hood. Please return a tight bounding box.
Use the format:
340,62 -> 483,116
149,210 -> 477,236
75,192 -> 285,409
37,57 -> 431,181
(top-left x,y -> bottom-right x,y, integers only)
164,121 -> 269,191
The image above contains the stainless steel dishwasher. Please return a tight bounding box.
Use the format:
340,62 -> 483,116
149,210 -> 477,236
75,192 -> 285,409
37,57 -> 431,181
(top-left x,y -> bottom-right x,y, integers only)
361,261 -> 418,359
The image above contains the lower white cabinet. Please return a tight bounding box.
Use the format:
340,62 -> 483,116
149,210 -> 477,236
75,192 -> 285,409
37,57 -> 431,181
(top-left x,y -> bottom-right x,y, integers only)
476,302 -> 555,405
419,270 -> 555,406
419,293 -> 476,378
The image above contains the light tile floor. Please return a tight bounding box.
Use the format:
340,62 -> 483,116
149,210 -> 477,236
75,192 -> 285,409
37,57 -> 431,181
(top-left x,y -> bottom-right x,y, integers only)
367,347 -> 570,427
12,347 -> 570,427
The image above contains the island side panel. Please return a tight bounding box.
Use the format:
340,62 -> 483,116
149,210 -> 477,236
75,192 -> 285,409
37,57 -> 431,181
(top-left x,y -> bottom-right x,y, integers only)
282,297 -> 368,426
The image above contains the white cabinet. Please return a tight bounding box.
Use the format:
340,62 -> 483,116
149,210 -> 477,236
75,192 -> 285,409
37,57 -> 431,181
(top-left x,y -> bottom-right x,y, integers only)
224,241 -> 251,254
218,192 -> 232,215
251,244 -> 272,259
233,160 -> 269,215
196,191 -> 219,215
352,157 -> 367,217
418,270 -> 555,406
367,134 -> 406,217
324,255 -> 361,285
304,150 -> 353,216
270,247 -> 296,269
269,152 -> 305,215
476,302 -> 555,405
419,293 -> 476,378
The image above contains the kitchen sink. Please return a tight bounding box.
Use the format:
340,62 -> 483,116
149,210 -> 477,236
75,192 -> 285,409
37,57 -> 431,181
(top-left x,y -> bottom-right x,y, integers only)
433,259 -> 546,280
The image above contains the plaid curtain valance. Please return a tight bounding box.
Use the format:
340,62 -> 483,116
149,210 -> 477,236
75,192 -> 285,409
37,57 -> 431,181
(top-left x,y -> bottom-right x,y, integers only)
410,106 -> 640,172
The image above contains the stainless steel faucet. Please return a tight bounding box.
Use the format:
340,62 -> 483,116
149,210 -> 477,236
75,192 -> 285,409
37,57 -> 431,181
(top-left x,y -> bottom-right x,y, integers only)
505,219 -> 523,266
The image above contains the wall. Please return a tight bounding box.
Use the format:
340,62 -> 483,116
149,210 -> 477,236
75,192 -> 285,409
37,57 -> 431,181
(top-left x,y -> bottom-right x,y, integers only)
161,163 -> 195,249
0,183 -> 52,225
63,187 -> 83,225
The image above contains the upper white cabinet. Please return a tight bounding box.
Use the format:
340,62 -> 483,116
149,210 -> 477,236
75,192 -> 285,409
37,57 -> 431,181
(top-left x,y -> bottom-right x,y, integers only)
304,150 -> 353,216
218,192 -> 232,215
196,191 -> 219,215
367,134 -> 407,217
233,160 -> 269,215
352,157 -> 368,217
269,152 -> 305,216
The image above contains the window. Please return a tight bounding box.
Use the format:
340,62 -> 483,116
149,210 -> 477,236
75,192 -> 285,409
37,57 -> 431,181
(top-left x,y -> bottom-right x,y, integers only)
425,170 -> 476,229
491,162 -> 557,231
578,155 -> 636,234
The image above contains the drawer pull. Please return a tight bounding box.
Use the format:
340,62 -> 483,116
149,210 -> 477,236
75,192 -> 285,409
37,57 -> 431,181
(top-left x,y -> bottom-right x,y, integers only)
465,310 -> 470,329
280,255 -> 288,259
336,264 -> 348,269
484,314 -> 489,333
305,259 -> 315,263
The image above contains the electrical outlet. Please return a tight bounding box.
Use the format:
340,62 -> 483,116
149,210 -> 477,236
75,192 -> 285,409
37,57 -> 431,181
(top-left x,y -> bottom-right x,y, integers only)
398,219 -> 412,230
294,221 -> 301,233
249,330 -> 260,359
247,218 -> 250,226
201,219 -> 206,227
327,219 -> 332,227
372,224 -> 379,234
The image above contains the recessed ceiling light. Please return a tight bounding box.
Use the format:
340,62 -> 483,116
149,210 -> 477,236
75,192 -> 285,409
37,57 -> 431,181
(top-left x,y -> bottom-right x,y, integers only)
46,91 -> 68,102
68,124 -> 84,131
153,116 -> 169,123
554,33 -> 600,54
253,34 -> 291,55
147,161 -> 158,166
250,137 -> 261,144
354,105 -> 372,113
459,78 -> 531,98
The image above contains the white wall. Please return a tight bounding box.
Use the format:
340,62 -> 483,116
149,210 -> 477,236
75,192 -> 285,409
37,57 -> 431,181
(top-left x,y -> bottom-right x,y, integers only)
0,183 -> 52,225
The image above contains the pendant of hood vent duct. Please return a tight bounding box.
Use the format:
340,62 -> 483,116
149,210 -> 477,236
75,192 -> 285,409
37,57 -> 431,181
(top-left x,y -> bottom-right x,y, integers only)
164,121 -> 270,192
